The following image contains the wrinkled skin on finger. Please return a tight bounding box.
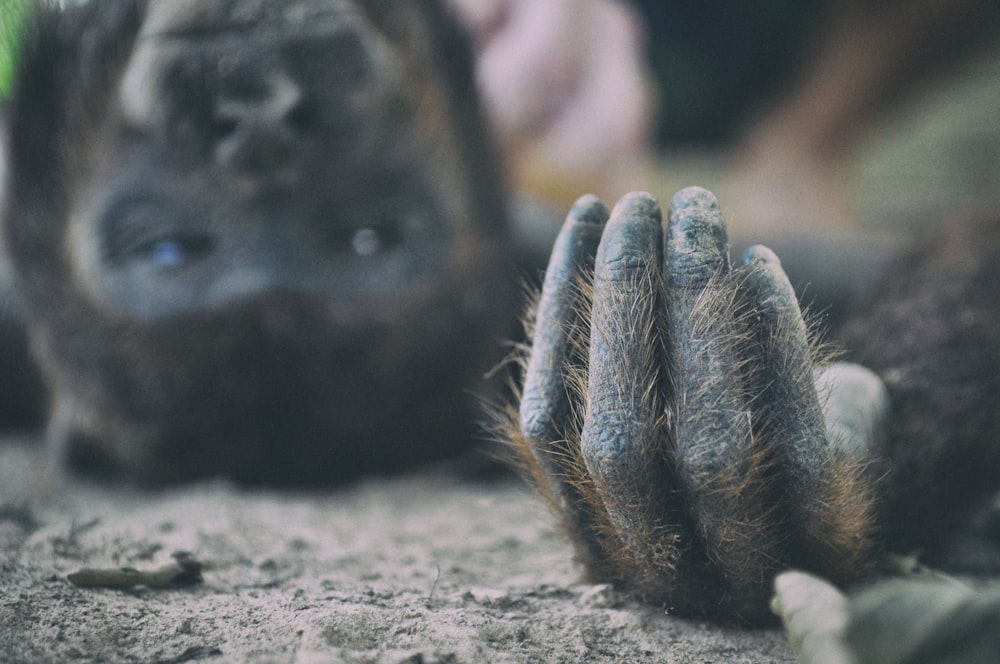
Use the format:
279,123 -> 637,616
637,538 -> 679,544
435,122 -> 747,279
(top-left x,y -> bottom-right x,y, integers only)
507,186 -> 886,623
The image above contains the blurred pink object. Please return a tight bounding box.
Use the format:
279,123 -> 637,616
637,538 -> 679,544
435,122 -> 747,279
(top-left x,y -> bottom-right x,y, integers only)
448,0 -> 655,201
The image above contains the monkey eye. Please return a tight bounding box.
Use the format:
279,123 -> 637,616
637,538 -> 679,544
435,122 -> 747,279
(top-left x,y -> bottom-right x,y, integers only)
352,221 -> 406,257
350,228 -> 380,257
351,227 -> 395,257
135,233 -> 216,269
330,214 -> 405,258
99,198 -> 217,269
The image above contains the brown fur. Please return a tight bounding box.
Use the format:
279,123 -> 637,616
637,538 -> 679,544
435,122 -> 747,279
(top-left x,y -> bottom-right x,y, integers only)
839,210 -> 1000,557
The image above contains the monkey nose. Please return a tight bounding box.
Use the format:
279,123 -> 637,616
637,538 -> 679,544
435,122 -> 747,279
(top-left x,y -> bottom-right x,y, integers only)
212,69 -> 306,176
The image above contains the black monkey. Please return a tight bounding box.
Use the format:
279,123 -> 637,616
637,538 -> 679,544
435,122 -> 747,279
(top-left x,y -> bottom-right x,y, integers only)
1,0 -> 513,484
507,187 -> 1000,622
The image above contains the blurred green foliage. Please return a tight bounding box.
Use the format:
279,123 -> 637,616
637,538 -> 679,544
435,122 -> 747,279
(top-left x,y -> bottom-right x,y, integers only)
0,0 -> 31,97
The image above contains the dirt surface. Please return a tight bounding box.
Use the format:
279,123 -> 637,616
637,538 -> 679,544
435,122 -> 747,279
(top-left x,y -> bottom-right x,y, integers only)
0,438 -> 795,663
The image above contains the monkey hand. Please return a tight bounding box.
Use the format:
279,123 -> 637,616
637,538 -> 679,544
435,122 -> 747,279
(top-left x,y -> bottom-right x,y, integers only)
509,187 -> 889,623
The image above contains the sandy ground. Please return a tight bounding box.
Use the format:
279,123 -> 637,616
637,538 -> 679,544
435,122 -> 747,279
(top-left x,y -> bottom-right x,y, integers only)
0,438 -> 796,663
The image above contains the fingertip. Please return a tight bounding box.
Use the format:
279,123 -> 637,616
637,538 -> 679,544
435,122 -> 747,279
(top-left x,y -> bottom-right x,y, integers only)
567,194 -> 611,228
815,362 -> 889,460
741,245 -> 805,321
741,244 -> 780,268
543,197 -> 607,283
741,244 -> 794,297
668,186 -> 724,231
609,190 -> 661,223
670,185 -> 718,207
666,187 -> 730,284
523,197 -> 607,442
596,192 -> 663,276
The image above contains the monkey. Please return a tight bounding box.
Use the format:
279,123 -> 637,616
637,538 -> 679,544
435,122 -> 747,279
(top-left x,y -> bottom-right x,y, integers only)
0,0 -> 514,485
506,186 -> 1000,623
3,0 -> 1000,629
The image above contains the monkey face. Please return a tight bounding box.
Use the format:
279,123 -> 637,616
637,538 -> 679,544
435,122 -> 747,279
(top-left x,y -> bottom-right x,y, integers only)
2,0 -> 511,484
75,1 -> 463,324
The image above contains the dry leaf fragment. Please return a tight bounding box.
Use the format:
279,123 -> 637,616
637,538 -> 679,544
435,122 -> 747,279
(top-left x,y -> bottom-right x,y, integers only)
67,551 -> 203,589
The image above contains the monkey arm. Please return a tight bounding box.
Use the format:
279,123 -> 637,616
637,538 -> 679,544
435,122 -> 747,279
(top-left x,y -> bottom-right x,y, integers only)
511,186 -> 888,622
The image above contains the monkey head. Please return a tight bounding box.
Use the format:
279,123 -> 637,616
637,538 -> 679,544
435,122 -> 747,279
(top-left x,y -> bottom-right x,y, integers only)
1,0 -> 511,484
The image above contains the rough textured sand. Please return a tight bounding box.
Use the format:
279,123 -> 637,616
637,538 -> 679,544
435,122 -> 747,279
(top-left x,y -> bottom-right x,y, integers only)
0,438 -> 795,663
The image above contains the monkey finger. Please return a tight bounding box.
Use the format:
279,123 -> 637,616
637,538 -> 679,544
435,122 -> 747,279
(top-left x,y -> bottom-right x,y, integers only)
579,192 -> 687,573
518,194 -> 608,571
582,192 -> 663,468
664,187 -> 782,598
812,363 -> 887,578
520,194 -> 607,445
739,245 -> 828,482
815,362 -> 888,462
664,185 -> 731,287
739,246 -> 874,577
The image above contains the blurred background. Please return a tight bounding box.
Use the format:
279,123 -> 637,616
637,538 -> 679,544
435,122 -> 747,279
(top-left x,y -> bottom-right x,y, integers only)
447,0 -> 1000,246
3,0 -> 998,241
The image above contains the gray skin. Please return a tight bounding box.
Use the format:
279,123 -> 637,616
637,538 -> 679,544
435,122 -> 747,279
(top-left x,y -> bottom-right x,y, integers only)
1,0 -> 512,485
515,186 -> 1000,623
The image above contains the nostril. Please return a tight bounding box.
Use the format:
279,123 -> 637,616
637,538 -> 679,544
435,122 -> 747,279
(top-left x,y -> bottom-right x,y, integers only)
211,114 -> 239,141
286,100 -> 317,134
